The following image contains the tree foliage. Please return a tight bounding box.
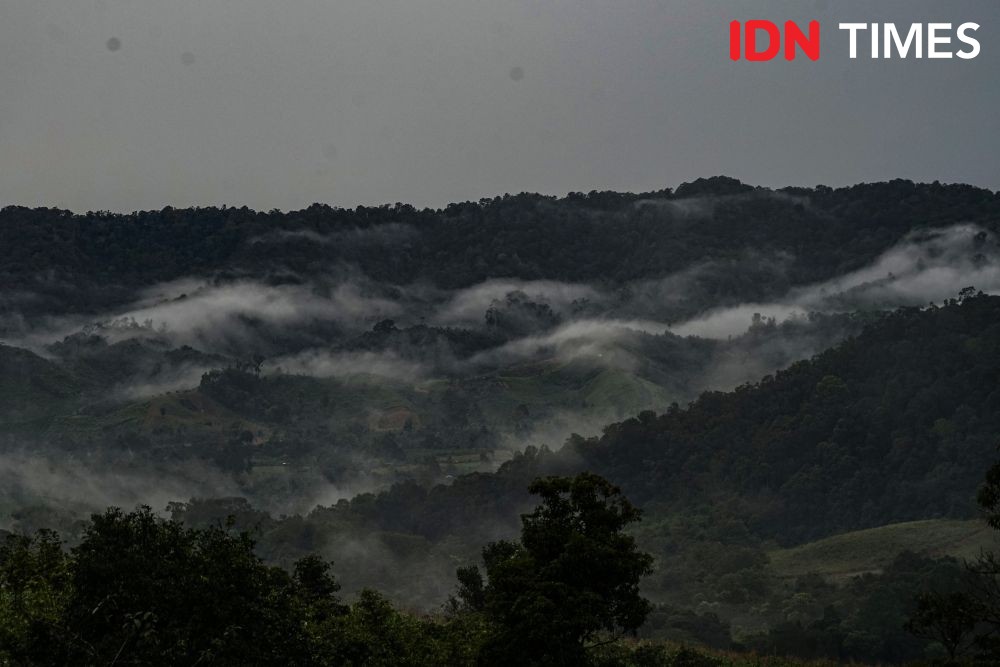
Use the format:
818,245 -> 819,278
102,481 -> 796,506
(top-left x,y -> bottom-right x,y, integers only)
3,179 -> 997,318
459,473 -> 654,666
0,476 -> 656,666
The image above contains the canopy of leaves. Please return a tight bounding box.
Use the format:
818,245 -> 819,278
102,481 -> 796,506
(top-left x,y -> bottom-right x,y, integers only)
458,473 -> 654,666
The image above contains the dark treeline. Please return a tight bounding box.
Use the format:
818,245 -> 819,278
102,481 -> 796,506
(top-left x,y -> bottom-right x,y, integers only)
2,177 -> 998,316
0,474 -> 667,667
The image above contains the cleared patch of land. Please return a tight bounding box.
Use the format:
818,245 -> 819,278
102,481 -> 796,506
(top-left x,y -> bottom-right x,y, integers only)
769,519 -> 998,582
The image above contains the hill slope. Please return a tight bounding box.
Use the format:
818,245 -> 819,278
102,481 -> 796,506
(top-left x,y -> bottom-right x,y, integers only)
768,519 -> 996,582
265,294 -> 1000,560
578,292 -> 1000,544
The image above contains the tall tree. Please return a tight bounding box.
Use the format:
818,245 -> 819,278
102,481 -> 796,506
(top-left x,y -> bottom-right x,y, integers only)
457,472 -> 653,666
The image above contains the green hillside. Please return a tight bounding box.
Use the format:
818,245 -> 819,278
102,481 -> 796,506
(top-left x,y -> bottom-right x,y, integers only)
769,519 -> 997,582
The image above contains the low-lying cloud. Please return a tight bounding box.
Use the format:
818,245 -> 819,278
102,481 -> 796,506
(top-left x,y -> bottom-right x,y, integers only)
270,349 -> 427,381
433,279 -> 601,328
0,451 -> 241,534
669,224 -> 998,339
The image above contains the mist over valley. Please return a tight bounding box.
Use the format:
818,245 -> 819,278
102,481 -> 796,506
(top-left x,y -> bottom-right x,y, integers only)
3,177 -> 1000,663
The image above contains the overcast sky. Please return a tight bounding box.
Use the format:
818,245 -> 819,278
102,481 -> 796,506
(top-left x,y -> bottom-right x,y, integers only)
1,0 -> 998,212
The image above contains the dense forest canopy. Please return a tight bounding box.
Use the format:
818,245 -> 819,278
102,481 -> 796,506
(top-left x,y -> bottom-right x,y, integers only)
2,177 -> 998,318
3,178 -> 1000,663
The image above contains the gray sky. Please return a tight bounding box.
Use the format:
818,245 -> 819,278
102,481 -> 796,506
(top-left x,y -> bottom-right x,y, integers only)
1,0 -> 998,212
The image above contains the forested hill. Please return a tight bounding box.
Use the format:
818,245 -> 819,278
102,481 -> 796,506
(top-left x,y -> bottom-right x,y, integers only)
310,293 -> 1000,552
2,177 -> 998,315
576,291 -> 1000,543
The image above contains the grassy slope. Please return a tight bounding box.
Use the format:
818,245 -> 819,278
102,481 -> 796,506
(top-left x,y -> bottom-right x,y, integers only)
490,361 -> 676,420
598,640 -> 869,666
768,519 -> 998,582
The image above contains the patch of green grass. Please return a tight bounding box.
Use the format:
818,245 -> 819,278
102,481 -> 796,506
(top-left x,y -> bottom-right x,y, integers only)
488,360 -> 671,415
596,639 -> 865,666
768,519 -> 998,582
581,368 -> 674,412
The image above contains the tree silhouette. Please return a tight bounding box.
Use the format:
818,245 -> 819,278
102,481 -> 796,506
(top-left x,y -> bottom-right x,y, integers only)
457,472 -> 653,666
